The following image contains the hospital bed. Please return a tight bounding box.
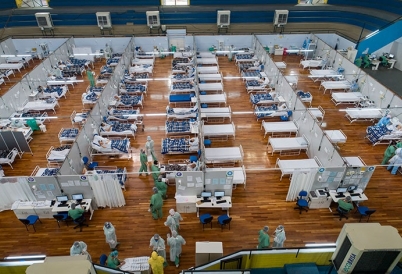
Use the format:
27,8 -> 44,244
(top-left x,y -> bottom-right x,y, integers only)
198,73 -> 223,83
320,80 -> 351,94
161,136 -> 199,155
96,75 -> 111,85
129,65 -> 153,75
135,53 -> 155,59
69,58 -> 91,68
276,157 -> 322,180
174,52 -> 194,58
366,124 -> 402,146
106,58 -> 120,67
308,106 -> 325,122
197,66 -> 219,74
0,77 -> 4,86
169,93 -> 196,105
81,92 -> 99,106
165,120 -> 197,135
170,82 -> 196,93
46,145 -> 71,164
197,52 -> 215,58
197,57 -> 218,65
40,86 -> 68,99
100,65 -> 114,76
119,83 -> 147,95
255,104 -> 289,120
99,121 -> 137,138
172,64 -> 194,74
261,121 -> 299,138
238,61 -> 255,72
23,98 -> 59,113
10,111 -> 48,125
205,165 -> 247,189
250,93 -> 277,105
6,56 -> 32,65
123,72 -> 150,83
324,130 -> 347,145
200,106 -> 232,122
204,145 -> 244,165
202,122 -> 236,140
300,59 -> 325,69
91,135 -> 132,157
245,80 -> 269,93
132,58 -> 154,66
172,57 -> 193,67
58,128 -> 79,144
110,94 -> 144,109
331,92 -> 363,106
343,156 -> 366,167
275,62 -> 287,70
241,71 -> 262,81
345,108 -> 383,123
296,91 -> 313,106
199,93 -> 227,106
235,53 -> 257,63
107,107 -> 141,121
198,82 -> 224,93
86,86 -> 104,95
47,77 -> 79,88
0,62 -> 24,72
0,69 -> 14,80
0,148 -> 20,169
70,110 -> 89,126
285,76 -> 298,90
94,166 -> 127,188
308,69 -> 343,82
166,105 -> 198,119
31,166 -> 60,177
171,72 -> 195,83
268,135 -> 310,156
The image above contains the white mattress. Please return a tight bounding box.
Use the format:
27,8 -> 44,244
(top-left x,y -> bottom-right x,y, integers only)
346,109 -> 382,119
285,76 -> 298,85
48,149 -> 69,161
205,167 -> 245,184
275,62 -> 287,69
277,159 -> 319,174
269,137 -> 308,150
132,59 -> 154,65
300,60 -> 322,69
7,56 -> 32,63
332,92 -> 363,102
200,107 -> 231,118
205,147 -> 242,162
321,81 -> 351,91
310,69 -> 337,76
129,66 -> 153,74
198,52 -> 215,58
199,94 -> 226,104
203,124 -> 235,136
197,66 -> 219,74
0,63 -> 24,71
23,100 -> 58,112
308,108 -> 324,119
263,121 -> 298,134
198,74 -> 222,82
197,58 -> 218,65
198,83 -> 223,91
324,130 -> 347,143
343,156 -> 364,167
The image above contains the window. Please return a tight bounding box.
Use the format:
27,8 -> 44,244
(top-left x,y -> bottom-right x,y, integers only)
161,0 -> 189,6
98,16 -> 108,27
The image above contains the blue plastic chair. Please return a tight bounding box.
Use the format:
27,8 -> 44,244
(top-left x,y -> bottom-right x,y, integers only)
199,213 -> 213,230
357,206 -> 376,222
19,215 -> 41,232
217,214 -> 232,231
294,190 -> 309,214
53,213 -> 69,227
204,139 -> 212,147
82,156 -> 98,170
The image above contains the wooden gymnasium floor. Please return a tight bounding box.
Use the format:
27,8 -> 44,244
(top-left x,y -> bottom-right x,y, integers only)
0,53 -> 401,274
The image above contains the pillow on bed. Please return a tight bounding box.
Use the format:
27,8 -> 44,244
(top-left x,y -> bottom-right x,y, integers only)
296,137 -> 308,146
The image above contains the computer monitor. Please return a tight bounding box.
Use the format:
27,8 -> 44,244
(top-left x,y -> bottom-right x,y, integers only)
214,191 -> 225,199
72,193 -> 84,202
201,191 -> 212,201
388,54 -> 394,59
336,187 -> 348,194
347,185 -> 358,193
56,195 -> 69,204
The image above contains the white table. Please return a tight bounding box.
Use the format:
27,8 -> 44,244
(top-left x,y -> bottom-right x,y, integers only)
196,196 -> 232,217
52,199 -> 94,220
12,201 -> 53,219
388,59 -> 397,69
329,189 -> 368,203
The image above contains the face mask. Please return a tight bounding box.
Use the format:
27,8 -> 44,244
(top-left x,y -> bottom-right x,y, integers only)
154,239 -> 159,242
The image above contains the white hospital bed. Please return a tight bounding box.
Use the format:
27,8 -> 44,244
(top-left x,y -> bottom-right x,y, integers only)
100,122 -> 137,138
202,122 -> 236,140
285,76 -> 298,89
198,73 -> 223,82
261,121 -> 299,138
46,145 -> 70,164
204,145 -> 244,165
91,136 -> 132,158
300,59 -> 324,69
205,165 -> 247,189
129,65 -> 153,75
308,106 -> 325,122
320,80 -> 351,94
276,157 -> 322,180
167,106 -> 198,119
0,148 -> 20,169
23,99 -> 59,113
331,92 -> 363,106
197,57 -> 218,65
58,128 -> 79,144
275,61 -> 287,70
197,52 -> 215,58
199,93 -> 227,106
343,156 -> 366,167
70,110 -> 89,126
324,130 -> 347,145
6,56 -> 32,64
0,63 -> 24,72
47,77 -> 81,88
198,82 -> 223,93
268,135 -> 309,156
345,108 -> 383,123
31,166 -> 60,177
200,106 -> 232,122
132,58 -> 154,66
197,66 -> 219,74
309,69 -> 342,82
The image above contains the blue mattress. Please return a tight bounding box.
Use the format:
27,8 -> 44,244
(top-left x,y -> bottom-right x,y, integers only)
169,94 -> 194,102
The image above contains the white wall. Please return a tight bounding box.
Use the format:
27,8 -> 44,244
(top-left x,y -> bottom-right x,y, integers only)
74,37 -> 131,54
12,38 -> 67,55
134,36 -> 169,52
257,34 -> 307,49
390,41 -> 402,70
194,35 -> 253,52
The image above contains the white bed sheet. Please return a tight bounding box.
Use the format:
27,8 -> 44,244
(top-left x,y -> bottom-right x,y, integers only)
343,156 -> 365,167
197,52 -> 215,58
0,63 -> 24,72
199,94 -> 226,104
331,92 -> 363,105
23,100 -> 58,113
198,83 -> 223,91
324,130 -> 347,143
277,159 -> 319,178
132,59 -> 154,65
200,107 -> 231,120
300,60 -> 323,69
345,109 -> 382,119
203,123 -> 235,137
262,121 -> 298,138
6,56 -> 32,63
129,66 -> 153,74
167,107 -> 198,119
198,74 -> 222,82
269,137 -> 308,152
205,147 -> 243,162
197,58 -> 218,65
197,66 -> 219,74
275,62 -> 287,69
320,81 -> 351,93
47,149 -> 69,162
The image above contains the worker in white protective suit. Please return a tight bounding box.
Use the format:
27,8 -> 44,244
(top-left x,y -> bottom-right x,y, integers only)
164,209 -> 183,233
104,222 -> 120,250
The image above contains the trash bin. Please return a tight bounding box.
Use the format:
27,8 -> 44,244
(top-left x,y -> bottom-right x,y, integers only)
171,45 -> 176,52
